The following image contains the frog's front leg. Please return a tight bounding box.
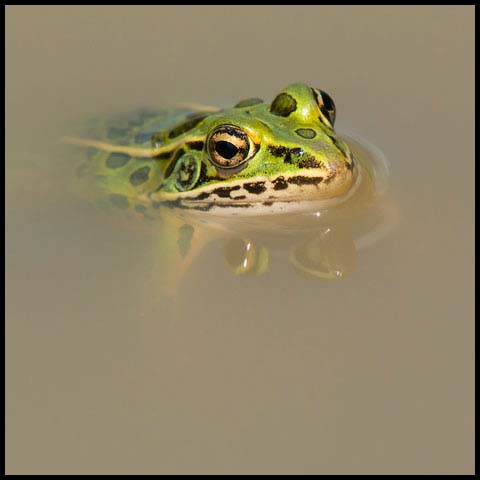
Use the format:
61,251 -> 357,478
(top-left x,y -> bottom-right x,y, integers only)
144,220 -> 213,304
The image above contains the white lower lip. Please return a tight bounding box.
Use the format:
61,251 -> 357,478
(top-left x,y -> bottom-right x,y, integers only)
182,167 -> 362,217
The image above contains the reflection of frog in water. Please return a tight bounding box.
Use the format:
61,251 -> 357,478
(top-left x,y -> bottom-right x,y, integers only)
218,133 -> 394,281
180,143 -> 393,285
222,197 -> 396,281
62,83 -> 394,294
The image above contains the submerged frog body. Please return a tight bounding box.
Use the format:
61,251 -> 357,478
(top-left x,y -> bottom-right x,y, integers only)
68,83 -> 357,217
66,83 -> 392,296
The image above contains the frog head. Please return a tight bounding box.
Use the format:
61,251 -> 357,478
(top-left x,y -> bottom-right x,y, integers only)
154,83 -> 356,213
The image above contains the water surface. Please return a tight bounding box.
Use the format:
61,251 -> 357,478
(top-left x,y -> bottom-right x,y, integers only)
6,6 -> 474,474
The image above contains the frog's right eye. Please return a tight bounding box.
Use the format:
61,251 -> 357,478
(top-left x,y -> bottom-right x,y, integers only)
311,87 -> 336,127
207,125 -> 255,175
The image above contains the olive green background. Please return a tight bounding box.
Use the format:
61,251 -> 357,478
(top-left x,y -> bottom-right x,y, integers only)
6,6 -> 474,474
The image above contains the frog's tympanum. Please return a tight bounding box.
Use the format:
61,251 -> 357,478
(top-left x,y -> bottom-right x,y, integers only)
66,83 -> 391,295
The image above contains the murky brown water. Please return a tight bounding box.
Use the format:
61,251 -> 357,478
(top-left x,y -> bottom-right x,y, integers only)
6,6 -> 474,474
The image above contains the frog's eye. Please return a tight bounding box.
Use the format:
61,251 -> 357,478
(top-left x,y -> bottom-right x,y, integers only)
311,87 -> 336,127
207,125 -> 254,173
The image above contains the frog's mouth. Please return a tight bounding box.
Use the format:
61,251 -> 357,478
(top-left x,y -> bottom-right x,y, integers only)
149,165 -> 359,214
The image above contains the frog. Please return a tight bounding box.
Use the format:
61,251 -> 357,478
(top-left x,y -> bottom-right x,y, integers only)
66,82 -> 356,216
64,83 -> 389,297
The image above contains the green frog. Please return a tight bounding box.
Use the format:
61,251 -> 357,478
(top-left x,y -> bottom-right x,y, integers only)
65,83 -> 387,295
66,82 -> 356,216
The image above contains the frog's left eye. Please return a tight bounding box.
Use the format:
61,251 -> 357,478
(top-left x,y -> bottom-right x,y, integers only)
311,88 -> 336,127
207,125 -> 254,174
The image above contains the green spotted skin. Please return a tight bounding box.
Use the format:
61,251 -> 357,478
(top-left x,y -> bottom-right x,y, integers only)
73,83 -> 357,216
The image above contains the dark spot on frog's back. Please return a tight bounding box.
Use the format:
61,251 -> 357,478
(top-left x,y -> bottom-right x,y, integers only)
105,152 -> 131,169
107,126 -> 129,139
130,166 -> 150,186
270,93 -> 297,117
109,193 -> 129,210
134,131 -> 156,144
167,114 -> 208,139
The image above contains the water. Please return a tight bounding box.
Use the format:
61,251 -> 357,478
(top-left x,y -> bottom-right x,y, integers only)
6,6 -> 474,474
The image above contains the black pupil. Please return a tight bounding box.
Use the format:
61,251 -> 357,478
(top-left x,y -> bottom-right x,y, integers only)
320,90 -> 334,111
215,141 -> 239,159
